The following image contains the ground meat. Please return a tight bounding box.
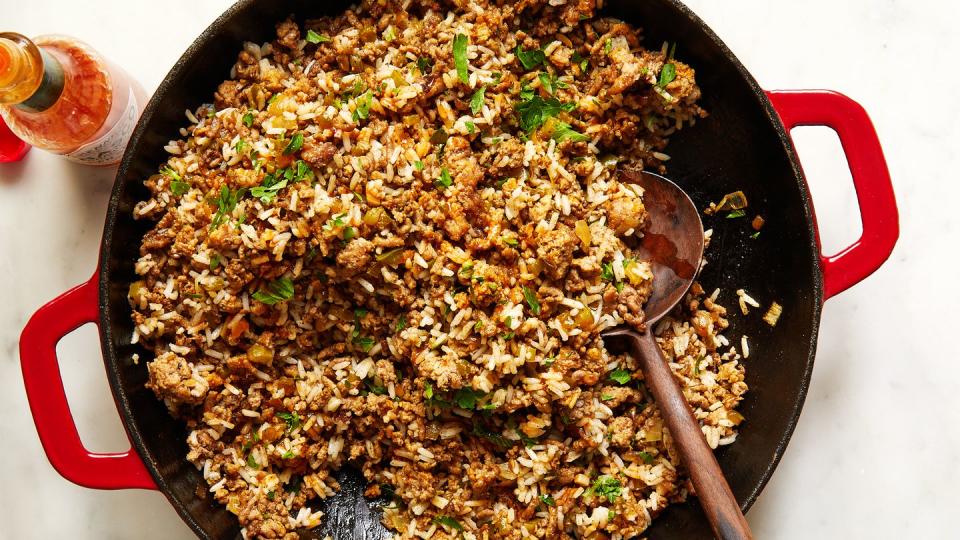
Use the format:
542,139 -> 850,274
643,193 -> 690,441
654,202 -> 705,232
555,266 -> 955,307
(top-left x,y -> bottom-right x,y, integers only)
146,352 -> 208,405
617,284 -> 647,331
336,238 -> 374,274
536,224 -> 578,280
301,139 -> 336,169
605,196 -> 647,235
214,80 -> 244,109
275,18 -> 301,51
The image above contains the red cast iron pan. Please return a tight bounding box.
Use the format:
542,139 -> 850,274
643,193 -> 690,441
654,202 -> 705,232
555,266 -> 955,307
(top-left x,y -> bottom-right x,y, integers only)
19,0 -> 899,538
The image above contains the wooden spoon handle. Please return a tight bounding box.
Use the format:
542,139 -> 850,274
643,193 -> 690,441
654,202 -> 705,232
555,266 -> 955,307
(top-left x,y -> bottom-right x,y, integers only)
630,331 -> 754,540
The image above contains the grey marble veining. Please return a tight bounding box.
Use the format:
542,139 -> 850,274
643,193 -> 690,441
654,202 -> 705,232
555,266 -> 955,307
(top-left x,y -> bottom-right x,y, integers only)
2,0 -> 957,538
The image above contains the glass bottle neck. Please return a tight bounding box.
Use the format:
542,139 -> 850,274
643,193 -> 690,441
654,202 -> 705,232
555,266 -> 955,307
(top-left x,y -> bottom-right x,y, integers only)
0,32 -> 65,112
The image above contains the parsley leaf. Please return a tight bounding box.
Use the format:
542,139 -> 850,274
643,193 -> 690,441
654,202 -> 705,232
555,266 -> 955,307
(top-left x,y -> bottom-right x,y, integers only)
283,132 -> 304,155
540,494 -> 556,507
210,185 -> 246,230
522,286 -> 540,315
726,209 -> 746,219
453,387 -> 484,410
600,262 -> 615,282
609,369 -> 631,385
170,180 -> 190,196
433,515 -> 464,532
246,454 -> 259,469
250,176 -> 288,203
550,120 -> 589,143
515,96 -> 576,132
242,112 -> 254,127
587,475 -> 622,503
470,86 -> 486,115
453,33 -> 469,84
395,315 -> 407,332
417,56 -> 433,74
637,451 -> 655,464
281,450 -> 295,459
515,44 -> 545,70
353,90 -> 372,122
414,160 -> 424,171
209,253 -> 221,270
658,63 -> 677,88
538,72 -> 559,95
306,29 -> 330,44
253,277 -> 294,305
435,167 -> 453,190
276,411 -> 301,431
353,334 -> 375,353
571,51 -> 589,72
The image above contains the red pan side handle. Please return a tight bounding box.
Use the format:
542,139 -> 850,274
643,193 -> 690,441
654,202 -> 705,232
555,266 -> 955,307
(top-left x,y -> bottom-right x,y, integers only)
766,90 -> 899,300
19,273 -> 156,490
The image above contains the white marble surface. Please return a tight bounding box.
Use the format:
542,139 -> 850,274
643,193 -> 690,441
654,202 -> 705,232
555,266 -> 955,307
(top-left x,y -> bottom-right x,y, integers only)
2,0 -> 957,538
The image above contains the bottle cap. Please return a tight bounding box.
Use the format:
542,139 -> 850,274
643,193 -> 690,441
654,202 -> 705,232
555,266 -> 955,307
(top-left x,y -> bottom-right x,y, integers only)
0,114 -> 30,162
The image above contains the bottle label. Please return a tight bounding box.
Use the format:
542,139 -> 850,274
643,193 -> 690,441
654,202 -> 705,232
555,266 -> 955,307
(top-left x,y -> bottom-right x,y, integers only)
65,87 -> 139,165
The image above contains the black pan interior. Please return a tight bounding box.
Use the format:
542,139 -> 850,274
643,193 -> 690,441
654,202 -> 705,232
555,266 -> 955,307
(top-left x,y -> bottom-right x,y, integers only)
100,0 -> 823,538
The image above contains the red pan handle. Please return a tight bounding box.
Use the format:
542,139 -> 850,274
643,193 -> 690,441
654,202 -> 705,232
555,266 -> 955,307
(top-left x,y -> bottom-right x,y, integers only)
766,90 -> 899,300
19,272 -> 156,490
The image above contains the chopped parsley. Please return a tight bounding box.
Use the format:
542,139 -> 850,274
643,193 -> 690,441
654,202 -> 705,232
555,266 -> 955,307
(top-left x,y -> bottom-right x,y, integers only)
276,411 -> 301,431
609,369 -> 631,385
539,494 -> 556,507
550,120 -> 589,143
465,120 -> 476,134
470,85 -> 486,115
453,33 -> 470,84
417,56 -> 433,74
637,451 -> 655,464
503,236 -> 519,247
281,450 -> 295,459
726,209 -> 746,219
170,179 -> 190,196
395,315 -> 407,332
515,96 -> 576,132
306,29 -> 331,44
413,160 -> 424,171
433,515 -> 464,532
587,475 -> 622,503
453,387 -> 484,410
515,44 -> 545,70
571,50 -> 589,72
435,167 -> 453,190
601,393 -> 614,401
250,176 -> 288,203
210,185 -> 246,230
342,226 -> 356,241
209,253 -> 221,270
522,286 -> 540,315
424,381 -> 434,400
353,90 -> 372,122
242,111 -> 254,127
604,39 -> 613,55
750,231 -> 761,239
538,72 -> 565,95
472,422 -> 513,448
658,63 -> 677,88
600,262 -> 615,282
252,277 -> 294,305
283,132 -> 304,154
353,334 -> 375,353
246,454 -> 259,469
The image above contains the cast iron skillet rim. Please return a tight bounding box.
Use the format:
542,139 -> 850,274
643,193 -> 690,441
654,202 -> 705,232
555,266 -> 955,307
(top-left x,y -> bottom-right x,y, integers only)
98,0 -> 824,537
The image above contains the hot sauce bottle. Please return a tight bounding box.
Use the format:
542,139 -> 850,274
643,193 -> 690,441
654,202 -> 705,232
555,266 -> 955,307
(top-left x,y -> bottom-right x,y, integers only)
0,32 -> 146,165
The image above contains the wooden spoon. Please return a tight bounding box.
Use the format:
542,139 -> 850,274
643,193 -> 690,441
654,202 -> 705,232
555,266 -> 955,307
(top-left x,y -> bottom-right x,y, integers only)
602,170 -> 753,540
